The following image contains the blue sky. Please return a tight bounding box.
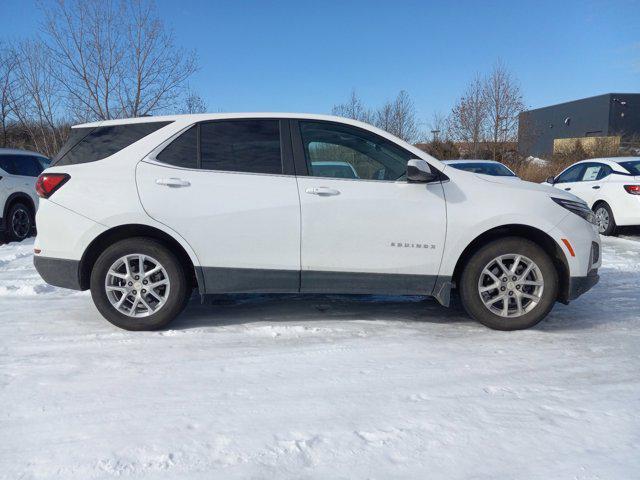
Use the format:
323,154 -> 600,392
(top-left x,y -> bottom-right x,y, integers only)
2,0 -> 639,126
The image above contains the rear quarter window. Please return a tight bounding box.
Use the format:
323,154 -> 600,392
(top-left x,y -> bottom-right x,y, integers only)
52,121 -> 171,166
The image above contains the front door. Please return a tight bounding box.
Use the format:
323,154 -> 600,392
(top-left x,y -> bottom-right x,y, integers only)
137,119 -> 301,293
292,120 -> 447,295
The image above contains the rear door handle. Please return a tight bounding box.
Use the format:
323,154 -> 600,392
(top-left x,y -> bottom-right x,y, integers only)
305,187 -> 340,196
156,178 -> 191,188
592,185 -> 601,189
564,187 -> 571,191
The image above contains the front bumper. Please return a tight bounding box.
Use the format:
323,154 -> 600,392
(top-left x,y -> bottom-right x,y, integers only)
563,269 -> 599,303
34,256 -> 83,290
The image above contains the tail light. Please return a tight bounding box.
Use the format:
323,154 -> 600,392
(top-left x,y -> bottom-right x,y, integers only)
36,173 -> 70,198
624,185 -> 640,195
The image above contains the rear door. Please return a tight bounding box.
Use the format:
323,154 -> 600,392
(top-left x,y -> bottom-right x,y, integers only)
136,119 -> 301,293
292,120 -> 447,295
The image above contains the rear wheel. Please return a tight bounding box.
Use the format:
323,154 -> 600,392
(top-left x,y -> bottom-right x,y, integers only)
593,202 -> 616,236
90,238 -> 190,330
459,237 -> 558,330
5,202 -> 33,242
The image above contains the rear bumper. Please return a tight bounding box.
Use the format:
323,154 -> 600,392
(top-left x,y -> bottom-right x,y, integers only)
34,255 -> 83,290
563,269 -> 599,303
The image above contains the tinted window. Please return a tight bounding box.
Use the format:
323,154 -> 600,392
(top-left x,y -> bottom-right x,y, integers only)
619,160 -> 640,175
581,164 -> 604,181
36,157 -> 51,171
0,156 -> 16,175
555,165 -> 585,183
14,156 -> 44,176
0,155 -> 45,176
596,165 -> 612,180
300,121 -> 410,181
53,121 -> 171,166
200,120 -> 281,174
449,162 -> 516,177
156,126 -> 197,169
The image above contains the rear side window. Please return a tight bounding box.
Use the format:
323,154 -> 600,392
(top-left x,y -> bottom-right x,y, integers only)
52,121 -> 171,166
0,155 -> 45,176
619,160 -> 640,176
156,126 -> 198,169
200,120 -> 281,174
0,156 -> 16,174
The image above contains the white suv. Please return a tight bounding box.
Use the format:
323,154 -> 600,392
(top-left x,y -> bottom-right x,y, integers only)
34,114 -> 601,331
1,148 -> 50,242
546,157 -> 640,235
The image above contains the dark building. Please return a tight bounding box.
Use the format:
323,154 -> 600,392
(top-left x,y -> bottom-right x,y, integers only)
518,93 -> 640,157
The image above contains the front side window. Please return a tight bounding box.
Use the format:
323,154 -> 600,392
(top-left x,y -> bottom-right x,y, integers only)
299,121 -> 410,181
200,120 -> 282,174
555,165 -> 585,183
53,121 -> 171,166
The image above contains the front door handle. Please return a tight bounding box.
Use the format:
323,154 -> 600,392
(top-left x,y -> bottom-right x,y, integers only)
564,187 -> 571,191
592,185 -> 601,189
305,187 -> 340,196
156,178 -> 191,188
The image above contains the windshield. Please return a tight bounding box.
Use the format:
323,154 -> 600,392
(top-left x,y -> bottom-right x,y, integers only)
619,160 -> 640,176
449,162 -> 516,177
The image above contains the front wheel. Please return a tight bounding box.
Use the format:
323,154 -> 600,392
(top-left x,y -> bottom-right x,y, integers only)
90,238 -> 190,330
459,237 -> 558,330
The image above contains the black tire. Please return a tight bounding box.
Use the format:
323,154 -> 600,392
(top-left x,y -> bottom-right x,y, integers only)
5,202 -> 33,242
90,237 -> 190,330
459,237 -> 559,331
593,202 -> 616,236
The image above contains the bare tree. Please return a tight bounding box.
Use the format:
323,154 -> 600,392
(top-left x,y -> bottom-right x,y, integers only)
332,89 -> 373,123
181,90 -> 208,114
427,111 -> 447,141
9,40 -> 68,157
386,90 -> 419,143
0,42 -> 17,147
483,61 -> 525,159
448,76 -> 487,156
40,0 -> 197,121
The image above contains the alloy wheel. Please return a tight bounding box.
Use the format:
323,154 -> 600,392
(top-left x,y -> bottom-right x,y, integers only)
105,254 -> 170,317
477,254 -> 544,318
11,207 -> 31,239
594,207 -> 610,234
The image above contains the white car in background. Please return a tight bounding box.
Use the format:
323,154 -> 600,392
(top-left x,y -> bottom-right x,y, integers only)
546,157 -> 640,235
443,159 -> 520,179
0,148 -> 50,242
34,113 -> 600,331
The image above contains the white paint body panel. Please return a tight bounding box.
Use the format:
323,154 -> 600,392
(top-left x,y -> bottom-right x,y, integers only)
297,177 -> 446,275
136,161 -> 301,271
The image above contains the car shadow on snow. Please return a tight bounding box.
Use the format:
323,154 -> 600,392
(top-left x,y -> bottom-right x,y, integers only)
170,293 -> 474,331
169,266 -> 636,333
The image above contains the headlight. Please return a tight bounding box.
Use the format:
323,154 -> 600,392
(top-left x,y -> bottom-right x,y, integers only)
551,197 -> 596,225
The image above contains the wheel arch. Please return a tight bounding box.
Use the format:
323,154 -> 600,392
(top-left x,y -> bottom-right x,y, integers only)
451,224 -> 571,303
78,224 -> 203,293
3,192 -> 36,227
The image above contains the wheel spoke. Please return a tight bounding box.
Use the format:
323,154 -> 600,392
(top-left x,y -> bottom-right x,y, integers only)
521,292 -> 541,302
515,295 -> 523,315
105,253 -> 170,318
480,283 -> 499,293
510,255 -> 521,274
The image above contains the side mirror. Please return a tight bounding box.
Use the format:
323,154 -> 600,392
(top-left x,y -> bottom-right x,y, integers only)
407,159 -> 437,183
546,176 -> 556,185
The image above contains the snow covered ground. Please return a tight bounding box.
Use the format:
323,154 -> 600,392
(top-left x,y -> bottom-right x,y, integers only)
1,236 -> 639,479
